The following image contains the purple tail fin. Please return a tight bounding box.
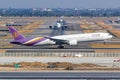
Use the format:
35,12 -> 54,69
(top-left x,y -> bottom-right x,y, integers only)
8,26 -> 25,40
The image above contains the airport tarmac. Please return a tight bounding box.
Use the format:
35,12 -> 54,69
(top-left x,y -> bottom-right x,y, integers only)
12,17 -> 93,49
0,72 -> 120,79
1,17 -> 120,49
3,48 -> 120,53
0,17 -> 120,80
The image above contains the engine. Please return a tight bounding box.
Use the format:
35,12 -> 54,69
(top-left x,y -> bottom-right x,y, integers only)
49,26 -> 53,29
68,40 -> 77,45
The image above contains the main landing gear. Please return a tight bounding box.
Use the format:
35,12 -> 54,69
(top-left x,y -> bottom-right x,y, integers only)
104,40 -> 107,45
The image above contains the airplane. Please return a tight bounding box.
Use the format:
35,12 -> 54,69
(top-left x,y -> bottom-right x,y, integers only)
49,19 -> 67,30
114,18 -> 120,23
8,26 -> 113,48
107,18 -> 120,24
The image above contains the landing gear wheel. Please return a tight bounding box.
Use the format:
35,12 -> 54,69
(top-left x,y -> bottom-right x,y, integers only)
104,40 -> 107,45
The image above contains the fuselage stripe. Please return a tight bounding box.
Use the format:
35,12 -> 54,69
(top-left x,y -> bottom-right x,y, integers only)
24,37 -> 45,45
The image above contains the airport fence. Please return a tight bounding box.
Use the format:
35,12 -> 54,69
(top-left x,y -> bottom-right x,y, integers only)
0,52 -> 120,57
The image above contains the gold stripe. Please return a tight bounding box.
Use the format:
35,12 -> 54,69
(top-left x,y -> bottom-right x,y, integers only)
24,37 -> 43,44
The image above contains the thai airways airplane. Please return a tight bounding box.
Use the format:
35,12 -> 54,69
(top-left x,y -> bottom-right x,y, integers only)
8,26 -> 112,48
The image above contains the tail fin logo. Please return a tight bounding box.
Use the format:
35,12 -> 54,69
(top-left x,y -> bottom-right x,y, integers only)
12,31 -> 20,39
8,26 -> 25,40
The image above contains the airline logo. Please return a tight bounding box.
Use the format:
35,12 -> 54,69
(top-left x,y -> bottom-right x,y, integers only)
12,31 -> 20,39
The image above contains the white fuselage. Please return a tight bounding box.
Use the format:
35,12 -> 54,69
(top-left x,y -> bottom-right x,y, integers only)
35,32 -> 112,45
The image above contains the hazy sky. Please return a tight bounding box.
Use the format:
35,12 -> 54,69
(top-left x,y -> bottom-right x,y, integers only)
1,0 -> 120,8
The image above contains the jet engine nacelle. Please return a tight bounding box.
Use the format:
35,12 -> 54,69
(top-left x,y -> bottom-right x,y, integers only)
68,40 -> 77,45
61,26 -> 67,30
49,26 -> 53,29
64,26 -> 67,28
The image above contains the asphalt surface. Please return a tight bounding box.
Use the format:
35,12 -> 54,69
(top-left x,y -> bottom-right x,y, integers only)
0,17 -> 120,80
3,48 -> 120,52
0,72 -> 120,79
3,17 -> 118,49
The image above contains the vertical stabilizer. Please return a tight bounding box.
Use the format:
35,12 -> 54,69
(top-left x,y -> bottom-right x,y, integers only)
8,26 -> 25,40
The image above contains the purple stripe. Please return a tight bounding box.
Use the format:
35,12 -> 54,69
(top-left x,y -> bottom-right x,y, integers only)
24,37 -> 47,46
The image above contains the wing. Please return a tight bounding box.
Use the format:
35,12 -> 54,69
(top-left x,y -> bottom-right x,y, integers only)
45,37 -> 68,44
